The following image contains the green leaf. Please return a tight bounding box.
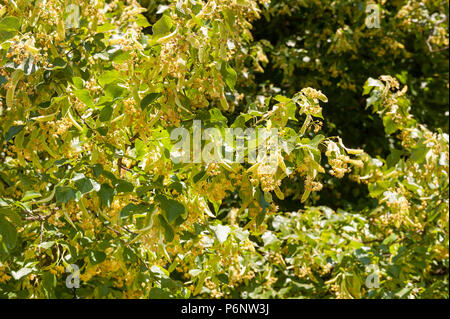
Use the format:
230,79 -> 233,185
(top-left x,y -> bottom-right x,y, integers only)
5,125 -> 25,142
149,287 -> 172,299
0,16 -> 20,32
98,70 -> 120,86
383,116 -> 398,135
274,95 -> 291,103
386,149 -> 404,168
152,15 -> 172,37
301,189 -> 311,203
110,50 -> 130,63
222,8 -> 236,29
402,178 -> 423,195
92,164 -> 103,178
75,178 -> 99,195
193,170 -> 206,183
98,183 -> 114,207
286,101 -> 297,121
135,139 -> 146,160
135,14 -> 150,27
0,215 -> 17,249
411,144 -> 428,164
96,23 -> 116,33
368,181 -> 391,197
42,272 -> 56,298
221,63 -> 237,90
155,195 -> 185,223
310,134 -> 325,148
209,108 -> 228,124
89,250 -> 106,265
158,214 -> 174,242
21,190 -> 41,202
122,246 -> 137,262
382,233 -> 398,245
256,190 -> 270,225
73,89 -> 94,107
0,76 -> 6,88
0,208 -> 21,226
217,274 -> 229,284
120,203 -> 150,219
99,105 -> 113,122
231,115 -> 248,128
115,180 -> 134,193
140,93 -> 161,110
72,77 -> 84,89
55,186 -> 77,204
105,83 -> 126,99
50,57 -> 67,70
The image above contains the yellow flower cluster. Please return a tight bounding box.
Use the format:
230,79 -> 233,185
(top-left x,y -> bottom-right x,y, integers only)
196,176 -> 233,202
48,265 -> 65,275
0,265 -> 11,284
304,175 -> 323,192
257,172 -> 281,193
295,266 -> 312,279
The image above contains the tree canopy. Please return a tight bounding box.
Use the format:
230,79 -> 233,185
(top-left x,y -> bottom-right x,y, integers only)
0,0 -> 448,299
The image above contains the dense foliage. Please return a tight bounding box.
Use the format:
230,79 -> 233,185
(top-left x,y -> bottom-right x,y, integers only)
0,0 -> 448,299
